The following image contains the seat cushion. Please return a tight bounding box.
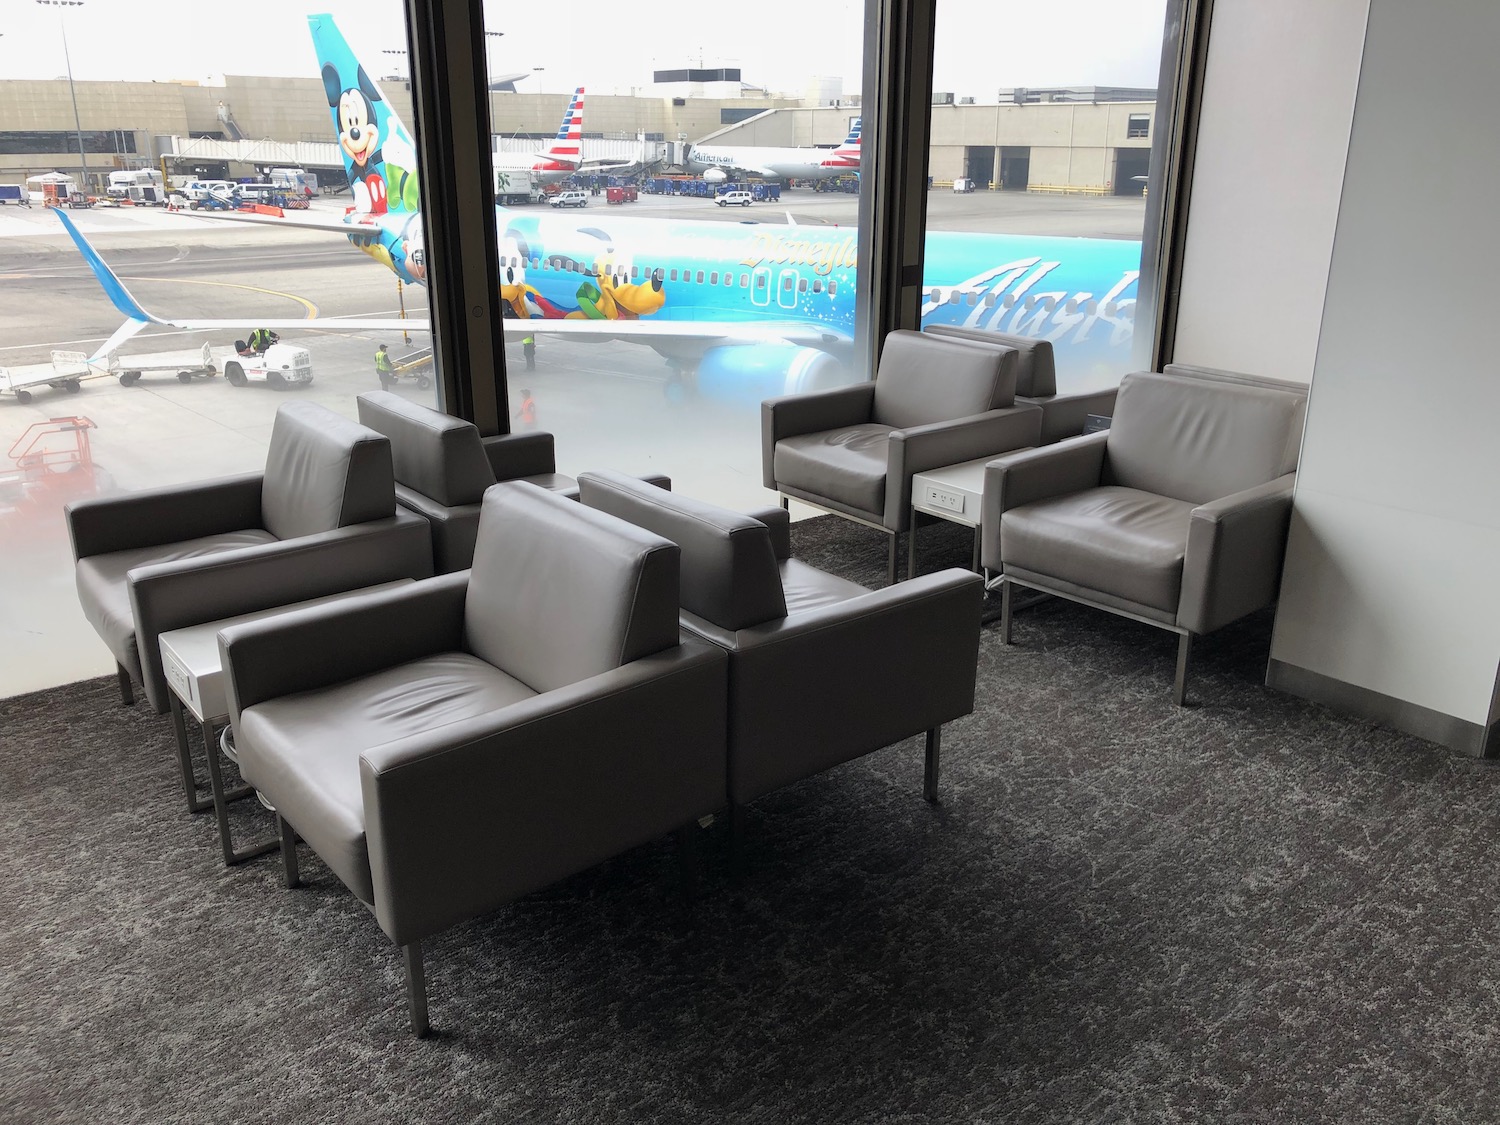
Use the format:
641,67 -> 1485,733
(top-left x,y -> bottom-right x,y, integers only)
237,652 -> 536,904
74,529 -> 278,672
779,559 -> 870,615
773,423 -> 891,516
1001,487 -> 1194,614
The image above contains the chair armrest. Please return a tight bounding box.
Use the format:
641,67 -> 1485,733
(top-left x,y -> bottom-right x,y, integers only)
360,638 -> 729,946
482,431 -> 555,480
761,382 -> 876,490
980,432 -> 1109,571
1178,473 -> 1297,635
743,504 -> 791,560
219,572 -> 469,732
1023,387 -> 1120,444
66,472 -> 263,560
884,404 -> 1043,530
130,511 -> 435,713
694,568 -> 982,804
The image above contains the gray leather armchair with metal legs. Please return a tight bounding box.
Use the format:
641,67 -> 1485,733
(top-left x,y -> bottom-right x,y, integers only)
762,329 -> 1042,585
922,325 -> 1120,444
356,391 -> 670,573
979,368 -> 1307,704
67,400 -> 434,721
218,482 -> 728,1036
578,469 -> 983,839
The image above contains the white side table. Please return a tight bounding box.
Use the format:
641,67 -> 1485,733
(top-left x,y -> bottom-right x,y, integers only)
909,453 -> 1030,580
159,580 -> 413,866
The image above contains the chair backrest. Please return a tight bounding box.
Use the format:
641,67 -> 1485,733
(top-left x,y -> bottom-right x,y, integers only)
464,481 -> 680,693
577,470 -> 787,631
355,391 -> 496,506
260,402 -> 396,540
871,330 -> 1016,430
922,324 -> 1057,398
1103,371 -> 1307,504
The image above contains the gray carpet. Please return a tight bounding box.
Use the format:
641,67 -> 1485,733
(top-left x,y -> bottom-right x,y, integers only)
5,515 -> 1500,1124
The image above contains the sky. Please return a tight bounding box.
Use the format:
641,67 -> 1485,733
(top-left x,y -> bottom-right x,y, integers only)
0,0 -> 1167,99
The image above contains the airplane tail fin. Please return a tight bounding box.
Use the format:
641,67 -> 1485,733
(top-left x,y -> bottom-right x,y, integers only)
53,208 -> 156,358
543,88 -> 586,167
832,118 -> 861,162
309,13 -> 421,213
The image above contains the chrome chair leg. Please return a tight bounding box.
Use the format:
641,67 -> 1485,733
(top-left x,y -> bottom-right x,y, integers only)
924,726 -> 941,803
116,663 -> 134,706
279,815 -> 300,888
1174,632 -> 1193,707
1000,579 -> 1014,644
404,942 -> 430,1038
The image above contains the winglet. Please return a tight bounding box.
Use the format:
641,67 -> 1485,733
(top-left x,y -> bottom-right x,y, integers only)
53,208 -> 161,325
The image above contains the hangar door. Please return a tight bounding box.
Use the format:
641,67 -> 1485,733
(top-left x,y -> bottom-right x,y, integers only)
999,146 -> 1030,191
963,146 -> 995,190
1114,148 -> 1150,195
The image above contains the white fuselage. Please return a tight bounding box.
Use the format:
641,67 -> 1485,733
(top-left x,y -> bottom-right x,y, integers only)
686,145 -> 856,182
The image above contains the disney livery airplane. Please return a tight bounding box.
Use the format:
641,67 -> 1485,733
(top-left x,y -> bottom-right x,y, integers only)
60,14 -> 1143,398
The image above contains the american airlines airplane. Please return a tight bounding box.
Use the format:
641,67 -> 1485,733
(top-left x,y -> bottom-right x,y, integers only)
58,15 -> 1142,400
687,119 -> 862,183
493,87 -> 635,186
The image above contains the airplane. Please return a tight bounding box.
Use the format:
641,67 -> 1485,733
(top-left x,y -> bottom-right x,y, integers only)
493,87 -> 637,186
59,13 -> 1144,403
686,119 -> 863,184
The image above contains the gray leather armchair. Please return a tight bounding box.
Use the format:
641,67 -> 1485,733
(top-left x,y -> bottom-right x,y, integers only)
981,368 -> 1307,704
922,325 -> 1120,443
578,469 -> 983,831
67,401 -> 433,715
218,481 -> 728,1036
763,329 -> 1042,584
356,391 -> 669,572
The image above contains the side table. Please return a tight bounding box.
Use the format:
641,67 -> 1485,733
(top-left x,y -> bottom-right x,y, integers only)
159,579 -> 413,867
909,452 -> 1031,580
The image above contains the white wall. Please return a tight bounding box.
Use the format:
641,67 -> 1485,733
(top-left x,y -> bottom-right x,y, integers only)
1270,0 -> 1500,730
1171,0 -> 1368,383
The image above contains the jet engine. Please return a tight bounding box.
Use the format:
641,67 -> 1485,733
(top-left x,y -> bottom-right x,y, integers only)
693,343 -> 856,403
702,167 -> 728,184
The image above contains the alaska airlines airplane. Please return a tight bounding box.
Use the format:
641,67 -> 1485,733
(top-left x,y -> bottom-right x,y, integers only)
59,15 -> 1142,400
493,88 -> 634,186
687,119 -> 862,183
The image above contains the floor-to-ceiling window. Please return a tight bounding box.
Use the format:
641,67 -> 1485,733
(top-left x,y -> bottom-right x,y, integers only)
0,1 -> 438,694
924,0 -> 1173,389
480,0 -> 867,510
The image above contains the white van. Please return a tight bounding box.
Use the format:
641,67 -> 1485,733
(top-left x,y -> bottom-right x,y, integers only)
716,190 -> 753,207
550,190 -> 588,208
182,179 -> 235,202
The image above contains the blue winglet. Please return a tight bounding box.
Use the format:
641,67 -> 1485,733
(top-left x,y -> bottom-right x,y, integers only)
53,208 -> 159,324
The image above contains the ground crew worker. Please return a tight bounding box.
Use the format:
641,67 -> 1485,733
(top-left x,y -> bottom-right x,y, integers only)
375,343 -> 395,390
514,388 -> 537,430
522,333 -> 535,371
248,327 -> 273,353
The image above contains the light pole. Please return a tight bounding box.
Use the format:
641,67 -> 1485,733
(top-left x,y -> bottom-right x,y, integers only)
36,0 -> 89,194
381,47 -> 407,81
532,67 -> 545,97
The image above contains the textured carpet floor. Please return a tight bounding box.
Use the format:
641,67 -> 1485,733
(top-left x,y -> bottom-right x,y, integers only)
5,515 -> 1500,1124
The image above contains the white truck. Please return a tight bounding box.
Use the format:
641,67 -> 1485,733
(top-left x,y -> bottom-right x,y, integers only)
223,337 -> 314,389
493,168 -> 545,205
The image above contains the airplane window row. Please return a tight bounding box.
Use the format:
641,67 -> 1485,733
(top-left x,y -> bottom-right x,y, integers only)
502,253 -> 840,297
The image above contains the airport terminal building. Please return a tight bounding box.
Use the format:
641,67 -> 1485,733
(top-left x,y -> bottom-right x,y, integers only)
0,74 -> 1153,196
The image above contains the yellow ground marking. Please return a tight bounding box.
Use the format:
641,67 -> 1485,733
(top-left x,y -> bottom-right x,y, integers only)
119,275 -> 321,318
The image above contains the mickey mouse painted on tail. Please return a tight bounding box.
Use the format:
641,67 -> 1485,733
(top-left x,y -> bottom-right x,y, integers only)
319,35 -> 419,216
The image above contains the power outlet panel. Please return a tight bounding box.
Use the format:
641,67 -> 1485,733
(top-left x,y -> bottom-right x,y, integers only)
923,485 -> 965,514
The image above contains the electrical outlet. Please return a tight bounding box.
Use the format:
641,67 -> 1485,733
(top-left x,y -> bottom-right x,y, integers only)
924,485 -> 965,514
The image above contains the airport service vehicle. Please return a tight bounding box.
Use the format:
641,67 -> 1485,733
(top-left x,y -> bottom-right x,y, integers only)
223,340 -> 313,389
493,168 -> 543,205
716,190 -> 753,207
106,169 -> 168,206
106,342 -> 218,386
268,167 -> 318,196
183,180 -> 235,205
0,184 -> 29,206
0,363 -> 84,404
549,190 -> 588,208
